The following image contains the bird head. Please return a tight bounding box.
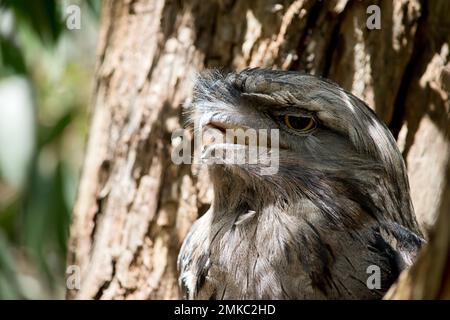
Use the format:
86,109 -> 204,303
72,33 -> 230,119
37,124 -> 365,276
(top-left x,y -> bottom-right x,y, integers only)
185,68 -> 418,231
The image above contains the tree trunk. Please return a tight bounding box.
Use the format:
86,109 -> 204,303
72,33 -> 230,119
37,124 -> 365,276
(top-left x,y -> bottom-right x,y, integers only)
385,160 -> 450,299
67,0 -> 450,299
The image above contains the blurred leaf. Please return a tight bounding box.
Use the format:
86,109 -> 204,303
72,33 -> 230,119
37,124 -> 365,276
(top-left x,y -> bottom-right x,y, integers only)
0,232 -> 24,299
0,76 -> 35,190
38,110 -> 74,148
0,0 -> 95,299
0,35 -> 27,76
0,194 -> 20,239
22,155 -> 70,292
53,163 -> 71,254
1,0 -> 62,45
86,0 -> 101,19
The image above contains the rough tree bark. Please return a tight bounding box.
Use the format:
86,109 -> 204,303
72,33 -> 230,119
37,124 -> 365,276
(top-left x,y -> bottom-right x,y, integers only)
67,0 -> 450,299
386,159 -> 450,299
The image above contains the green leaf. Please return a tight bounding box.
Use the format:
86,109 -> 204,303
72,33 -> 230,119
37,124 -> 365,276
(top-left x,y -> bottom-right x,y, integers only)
38,110 -> 74,148
0,35 -> 27,76
2,0 -> 63,45
0,232 -> 24,299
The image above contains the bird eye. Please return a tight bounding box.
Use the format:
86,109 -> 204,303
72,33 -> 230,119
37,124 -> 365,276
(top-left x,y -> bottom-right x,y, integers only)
283,115 -> 316,132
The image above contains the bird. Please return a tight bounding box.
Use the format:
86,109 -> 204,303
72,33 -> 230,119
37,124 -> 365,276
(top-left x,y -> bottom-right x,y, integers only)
177,68 -> 424,299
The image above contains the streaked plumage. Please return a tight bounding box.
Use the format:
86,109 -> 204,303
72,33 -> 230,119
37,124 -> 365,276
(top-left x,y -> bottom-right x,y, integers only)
178,68 -> 424,299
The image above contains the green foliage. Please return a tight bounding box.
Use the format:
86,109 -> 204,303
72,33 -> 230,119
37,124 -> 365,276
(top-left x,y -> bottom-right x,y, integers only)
1,0 -> 63,44
0,36 -> 27,76
0,1 -> 98,299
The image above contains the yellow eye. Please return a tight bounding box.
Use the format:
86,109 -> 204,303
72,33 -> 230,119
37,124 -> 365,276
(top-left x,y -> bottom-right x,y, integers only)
284,115 -> 316,132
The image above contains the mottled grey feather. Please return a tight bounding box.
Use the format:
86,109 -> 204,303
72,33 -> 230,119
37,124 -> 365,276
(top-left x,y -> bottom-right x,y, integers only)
178,68 -> 424,300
